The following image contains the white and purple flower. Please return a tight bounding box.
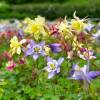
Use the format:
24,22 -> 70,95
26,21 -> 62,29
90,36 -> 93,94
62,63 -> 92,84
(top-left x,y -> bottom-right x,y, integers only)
78,48 -> 96,60
68,64 -> 100,84
23,40 -> 45,60
44,57 -> 64,79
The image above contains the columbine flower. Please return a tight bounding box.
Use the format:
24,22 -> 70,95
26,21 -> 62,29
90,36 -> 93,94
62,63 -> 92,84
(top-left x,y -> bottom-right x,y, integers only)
71,12 -> 86,32
10,36 -> 26,55
44,57 -> 64,79
6,61 -> 16,72
58,21 -> 70,34
49,43 -> 62,53
58,20 -> 73,40
78,48 -> 96,60
23,40 -> 45,60
24,16 -> 48,40
68,64 -> 100,86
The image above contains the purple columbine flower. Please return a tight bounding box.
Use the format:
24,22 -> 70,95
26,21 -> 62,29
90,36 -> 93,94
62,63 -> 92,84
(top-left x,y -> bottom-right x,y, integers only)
68,64 -> 100,85
49,43 -> 62,53
23,40 -> 45,60
44,57 -> 64,79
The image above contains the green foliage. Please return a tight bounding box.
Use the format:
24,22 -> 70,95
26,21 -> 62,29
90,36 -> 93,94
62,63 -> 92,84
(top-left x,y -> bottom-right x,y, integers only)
3,0 -> 67,4
0,42 -> 100,99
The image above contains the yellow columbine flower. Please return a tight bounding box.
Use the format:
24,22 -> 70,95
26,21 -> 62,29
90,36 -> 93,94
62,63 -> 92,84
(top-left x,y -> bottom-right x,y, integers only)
10,36 -> 26,55
24,16 -> 48,40
58,22 -> 70,33
58,21 -> 73,39
71,12 -> 86,32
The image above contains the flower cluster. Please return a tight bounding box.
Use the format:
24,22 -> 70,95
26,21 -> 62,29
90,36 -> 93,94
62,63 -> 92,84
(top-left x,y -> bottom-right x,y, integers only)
1,12 -> 100,89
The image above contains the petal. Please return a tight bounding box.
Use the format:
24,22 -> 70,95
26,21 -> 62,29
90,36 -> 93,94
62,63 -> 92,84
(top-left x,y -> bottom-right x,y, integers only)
24,49 -> 33,56
7,67 -> 13,72
44,66 -> 51,72
81,65 -> 88,74
46,57 -> 53,62
50,43 -> 61,47
56,67 -> 60,74
72,64 -> 79,70
17,47 -> 21,54
13,36 -> 18,42
40,51 -> 45,56
89,50 -> 94,55
48,72 -> 55,79
88,71 -> 100,79
49,43 -> 62,53
58,57 -> 64,66
30,40 -> 36,47
40,41 -> 45,46
20,39 -> 26,44
85,25 -> 94,32
53,47 -> 62,53
33,54 -> 39,60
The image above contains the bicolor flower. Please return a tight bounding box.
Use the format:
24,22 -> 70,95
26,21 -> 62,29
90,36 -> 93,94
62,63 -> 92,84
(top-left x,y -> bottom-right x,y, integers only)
10,36 -> 26,55
44,57 -> 64,79
78,48 -> 96,60
49,43 -> 62,53
23,40 -> 45,60
68,64 -> 100,85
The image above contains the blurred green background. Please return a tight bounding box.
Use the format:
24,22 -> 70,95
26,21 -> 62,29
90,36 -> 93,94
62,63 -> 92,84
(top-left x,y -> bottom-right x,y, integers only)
0,0 -> 100,20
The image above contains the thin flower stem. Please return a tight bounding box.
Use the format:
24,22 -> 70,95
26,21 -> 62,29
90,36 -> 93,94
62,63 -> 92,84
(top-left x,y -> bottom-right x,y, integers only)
87,60 -> 90,71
